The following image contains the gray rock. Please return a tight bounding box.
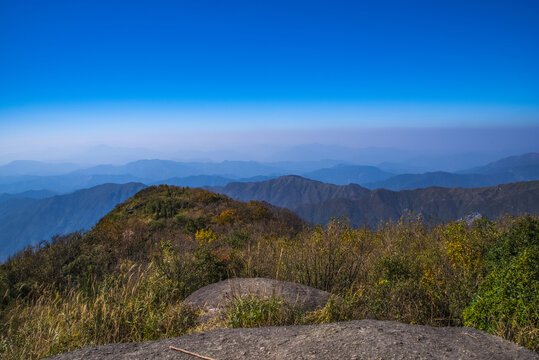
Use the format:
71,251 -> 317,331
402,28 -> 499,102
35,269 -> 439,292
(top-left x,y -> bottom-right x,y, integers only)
183,277 -> 332,312
46,320 -> 538,360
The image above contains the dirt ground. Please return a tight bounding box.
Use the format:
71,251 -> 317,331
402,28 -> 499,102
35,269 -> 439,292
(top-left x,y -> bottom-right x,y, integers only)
47,320 -> 537,360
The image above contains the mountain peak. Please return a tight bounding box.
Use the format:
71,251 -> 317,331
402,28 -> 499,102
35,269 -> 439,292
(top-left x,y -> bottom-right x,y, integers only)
211,175 -> 369,208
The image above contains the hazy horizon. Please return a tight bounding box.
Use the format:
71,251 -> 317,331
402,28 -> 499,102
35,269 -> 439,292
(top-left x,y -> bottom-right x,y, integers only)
2,1 -> 538,167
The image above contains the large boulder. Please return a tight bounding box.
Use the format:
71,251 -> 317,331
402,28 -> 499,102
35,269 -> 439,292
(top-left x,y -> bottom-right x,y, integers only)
183,277 -> 332,312
47,320 -> 538,360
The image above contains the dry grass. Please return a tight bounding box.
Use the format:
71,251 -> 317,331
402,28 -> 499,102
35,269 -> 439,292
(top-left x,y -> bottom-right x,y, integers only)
1,215 -> 537,358
0,264 -> 197,360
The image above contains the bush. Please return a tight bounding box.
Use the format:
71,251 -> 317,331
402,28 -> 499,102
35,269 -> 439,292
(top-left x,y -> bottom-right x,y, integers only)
184,217 -> 206,235
305,290 -> 367,324
463,216 -> 539,350
226,232 -> 250,249
217,209 -> 240,225
286,220 -> 370,293
485,216 -> 539,269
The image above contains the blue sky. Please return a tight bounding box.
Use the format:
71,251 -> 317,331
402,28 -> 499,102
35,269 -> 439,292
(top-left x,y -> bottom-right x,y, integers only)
1,0 -> 538,163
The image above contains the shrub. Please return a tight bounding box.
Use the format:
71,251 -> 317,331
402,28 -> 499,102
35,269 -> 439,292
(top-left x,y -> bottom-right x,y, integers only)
286,219 -> 370,293
248,201 -> 272,220
225,296 -> 303,328
485,215 -> 539,269
226,232 -> 250,249
217,209 -> 240,225
463,216 -> 539,350
184,217 -> 206,235
305,290 -> 367,324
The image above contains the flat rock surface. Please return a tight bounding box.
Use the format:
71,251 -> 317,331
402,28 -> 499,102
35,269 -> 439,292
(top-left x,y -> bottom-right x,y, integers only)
47,320 -> 538,360
183,277 -> 332,312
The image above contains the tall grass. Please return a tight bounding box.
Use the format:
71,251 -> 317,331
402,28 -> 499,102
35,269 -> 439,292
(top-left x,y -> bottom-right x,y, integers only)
226,296 -> 304,328
0,264 -> 196,360
1,215 -> 537,358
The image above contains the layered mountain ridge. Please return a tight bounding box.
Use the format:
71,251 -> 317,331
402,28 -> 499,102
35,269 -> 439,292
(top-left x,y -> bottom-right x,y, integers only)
212,176 -> 539,227
1,152 -> 537,194
210,175 -> 370,208
1,152 -> 538,260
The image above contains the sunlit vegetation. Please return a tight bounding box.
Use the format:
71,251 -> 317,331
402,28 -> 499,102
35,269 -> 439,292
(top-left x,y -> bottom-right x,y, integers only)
0,185 -> 537,359
225,296 -> 304,328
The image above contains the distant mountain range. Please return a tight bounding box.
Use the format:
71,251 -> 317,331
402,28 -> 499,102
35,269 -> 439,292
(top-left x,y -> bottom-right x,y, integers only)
0,160 -> 286,194
212,175 -> 539,227
460,152 -> 539,177
295,180 -> 539,227
363,153 -> 539,190
0,174 -> 149,194
302,164 -> 394,185
0,152 -> 537,260
0,160 -> 82,176
0,153 -> 537,194
274,153 -> 538,189
0,182 -> 146,260
0,189 -> 58,203
69,160 -> 284,179
152,175 -> 276,188
364,171 -> 516,191
2,172 -> 539,260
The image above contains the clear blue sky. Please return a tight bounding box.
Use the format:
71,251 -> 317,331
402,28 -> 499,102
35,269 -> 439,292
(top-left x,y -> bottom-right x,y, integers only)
1,0 -> 538,162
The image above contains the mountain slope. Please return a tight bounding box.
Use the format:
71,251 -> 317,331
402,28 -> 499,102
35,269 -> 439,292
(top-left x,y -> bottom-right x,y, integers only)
0,189 -> 58,203
461,152 -> 539,179
0,174 -> 149,194
0,182 -> 147,259
295,181 -> 539,227
210,175 -> 370,208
